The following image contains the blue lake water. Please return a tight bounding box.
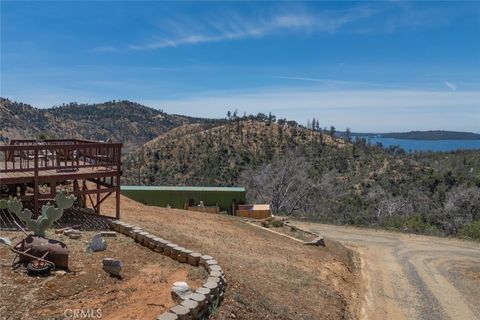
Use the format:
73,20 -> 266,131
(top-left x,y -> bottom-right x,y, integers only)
361,137 -> 480,152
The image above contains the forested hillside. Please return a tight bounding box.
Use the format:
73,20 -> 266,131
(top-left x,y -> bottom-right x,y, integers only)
122,116 -> 343,186
0,98 -> 212,151
124,115 -> 480,240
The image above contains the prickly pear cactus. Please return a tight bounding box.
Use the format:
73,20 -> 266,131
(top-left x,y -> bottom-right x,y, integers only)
0,191 -> 76,237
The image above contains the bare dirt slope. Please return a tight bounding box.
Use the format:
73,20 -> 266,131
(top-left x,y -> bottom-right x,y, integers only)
102,196 -> 360,320
0,231 -> 205,320
290,221 -> 480,320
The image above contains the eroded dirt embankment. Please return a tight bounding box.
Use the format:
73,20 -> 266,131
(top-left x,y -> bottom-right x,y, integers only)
291,221 -> 480,320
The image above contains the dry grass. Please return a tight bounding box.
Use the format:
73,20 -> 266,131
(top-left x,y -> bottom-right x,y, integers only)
101,195 -> 360,320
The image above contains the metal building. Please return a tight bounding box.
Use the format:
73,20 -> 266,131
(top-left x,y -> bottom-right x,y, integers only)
121,186 -> 246,214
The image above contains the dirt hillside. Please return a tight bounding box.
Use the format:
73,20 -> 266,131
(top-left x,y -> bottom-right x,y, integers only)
102,195 -> 361,319
291,221 -> 480,320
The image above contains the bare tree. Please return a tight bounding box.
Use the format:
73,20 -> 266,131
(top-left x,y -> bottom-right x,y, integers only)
442,186 -> 480,235
123,151 -> 146,185
240,151 -> 319,215
367,186 -> 413,221
376,196 -> 413,220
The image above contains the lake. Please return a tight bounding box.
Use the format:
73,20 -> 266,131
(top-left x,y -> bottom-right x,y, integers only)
361,137 -> 480,152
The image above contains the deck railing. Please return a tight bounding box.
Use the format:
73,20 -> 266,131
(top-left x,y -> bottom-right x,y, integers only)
0,139 -> 122,174
0,139 -> 122,219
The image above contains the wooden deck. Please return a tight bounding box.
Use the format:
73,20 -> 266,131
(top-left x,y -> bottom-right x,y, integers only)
0,159 -> 117,184
0,139 -> 122,219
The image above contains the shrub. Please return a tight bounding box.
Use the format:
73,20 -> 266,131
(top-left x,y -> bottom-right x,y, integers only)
404,214 -> 429,233
270,219 -> 284,228
459,220 -> 480,241
380,216 -> 404,230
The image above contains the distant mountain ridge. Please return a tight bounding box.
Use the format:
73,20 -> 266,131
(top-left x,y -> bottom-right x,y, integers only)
0,98 -> 216,151
352,130 -> 480,140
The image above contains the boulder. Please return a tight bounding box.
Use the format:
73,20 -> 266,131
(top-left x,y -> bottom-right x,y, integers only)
88,233 -> 107,252
102,258 -> 122,277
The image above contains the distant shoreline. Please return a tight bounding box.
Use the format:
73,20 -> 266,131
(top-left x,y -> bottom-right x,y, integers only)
351,130 -> 480,141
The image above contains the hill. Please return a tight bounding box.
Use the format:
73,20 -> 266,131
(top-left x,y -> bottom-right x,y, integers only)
122,119 -> 345,186
0,98 -> 213,151
123,118 -> 480,240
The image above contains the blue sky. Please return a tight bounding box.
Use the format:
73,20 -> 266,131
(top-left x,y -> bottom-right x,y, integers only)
1,1 -> 479,132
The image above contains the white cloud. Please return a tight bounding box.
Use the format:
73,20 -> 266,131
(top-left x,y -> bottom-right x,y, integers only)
445,81 -> 457,91
128,6 -> 379,51
88,3 -> 473,52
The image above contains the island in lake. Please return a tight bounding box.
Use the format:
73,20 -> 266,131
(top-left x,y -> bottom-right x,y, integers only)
352,130 -> 480,140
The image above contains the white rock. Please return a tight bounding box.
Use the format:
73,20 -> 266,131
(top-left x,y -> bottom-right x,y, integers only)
171,281 -> 192,301
0,237 -> 11,246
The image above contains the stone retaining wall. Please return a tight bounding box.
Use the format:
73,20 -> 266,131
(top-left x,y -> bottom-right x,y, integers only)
108,220 -> 227,320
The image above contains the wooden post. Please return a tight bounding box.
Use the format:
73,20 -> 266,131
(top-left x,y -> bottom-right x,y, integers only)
96,180 -> 101,215
50,181 -> 56,198
115,147 -> 121,219
33,149 -> 39,218
116,174 -> 120,219
82,179 -> 89,208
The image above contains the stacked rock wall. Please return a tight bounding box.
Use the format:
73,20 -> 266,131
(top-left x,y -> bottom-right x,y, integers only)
108,220 -> 226,320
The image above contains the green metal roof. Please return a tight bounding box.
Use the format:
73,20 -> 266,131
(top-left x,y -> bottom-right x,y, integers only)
121,185 -> 245,192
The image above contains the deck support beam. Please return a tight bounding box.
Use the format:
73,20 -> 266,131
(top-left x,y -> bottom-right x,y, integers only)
33,149 -> 39,219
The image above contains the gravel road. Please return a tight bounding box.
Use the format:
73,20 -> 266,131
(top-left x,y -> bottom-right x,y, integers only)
290,222 -> 480,320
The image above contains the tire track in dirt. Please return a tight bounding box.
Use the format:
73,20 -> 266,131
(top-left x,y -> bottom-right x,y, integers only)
290,222 -> 480,320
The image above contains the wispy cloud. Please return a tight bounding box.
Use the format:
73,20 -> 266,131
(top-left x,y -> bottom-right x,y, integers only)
90,2 -> 467,52
274,76 -> 414,89
127,6 -> 379,51
445,81 -> 457,91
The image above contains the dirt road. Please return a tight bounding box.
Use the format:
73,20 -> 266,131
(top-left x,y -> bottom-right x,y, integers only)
290,222 -> 480,320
